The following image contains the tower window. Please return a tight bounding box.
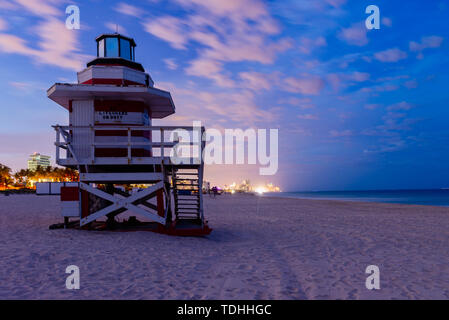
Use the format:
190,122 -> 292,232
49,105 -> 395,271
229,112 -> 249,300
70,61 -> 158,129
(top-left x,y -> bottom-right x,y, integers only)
96,34 -> 136,61
105,37 -> 119,57
98,39 -> 105,57
120,38 -> 131,60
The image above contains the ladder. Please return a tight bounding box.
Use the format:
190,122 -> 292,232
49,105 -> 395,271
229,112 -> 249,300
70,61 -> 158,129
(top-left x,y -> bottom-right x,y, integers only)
172,167 -> 204,225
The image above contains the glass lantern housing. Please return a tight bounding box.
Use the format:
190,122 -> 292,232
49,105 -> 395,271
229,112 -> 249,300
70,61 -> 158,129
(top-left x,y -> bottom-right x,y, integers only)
96,34 -> 136,61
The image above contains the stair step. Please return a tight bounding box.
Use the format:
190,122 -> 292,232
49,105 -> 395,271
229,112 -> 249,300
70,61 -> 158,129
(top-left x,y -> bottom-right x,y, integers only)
175,172 -> 199,175
176,192 -> 199,194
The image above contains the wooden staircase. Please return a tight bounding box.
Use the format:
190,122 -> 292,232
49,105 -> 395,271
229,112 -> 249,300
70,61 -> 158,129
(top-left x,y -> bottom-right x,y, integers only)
172,167 -> 204,225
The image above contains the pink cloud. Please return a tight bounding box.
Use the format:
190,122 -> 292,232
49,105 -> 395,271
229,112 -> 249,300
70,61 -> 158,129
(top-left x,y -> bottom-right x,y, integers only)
143,0 -> 292,87
0,17 -> 7,31
298,114 -> 319,120
374,48 -> 408,62
364,104 -> 382,110
404,80 -> 418,89
338,23 -> 368,46
382,17 -> 392,27
299,36 -> 327,54
327,72 -> 370,91
330,130 -> 352,137
115,3 -> 143,17
14,0 -> 59,16
0,18 -> 89,71
239,72 -> 271,91
410,36 -> 444,52
326,0 -> 347,7
387,101 -> 413,111
185,58 -> 235,88
284,76 -> 324,95
163,58 -> 178,70
105,22 -> 128,35
143,16 -> 188,49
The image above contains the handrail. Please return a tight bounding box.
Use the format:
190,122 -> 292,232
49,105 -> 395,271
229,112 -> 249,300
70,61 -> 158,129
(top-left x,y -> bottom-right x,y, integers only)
53,124 -> 205,166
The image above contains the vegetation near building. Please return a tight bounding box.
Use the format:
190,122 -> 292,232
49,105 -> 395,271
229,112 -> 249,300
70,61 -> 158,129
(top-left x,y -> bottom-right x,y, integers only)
0,163 -> 78,190
0,164 -> 12,189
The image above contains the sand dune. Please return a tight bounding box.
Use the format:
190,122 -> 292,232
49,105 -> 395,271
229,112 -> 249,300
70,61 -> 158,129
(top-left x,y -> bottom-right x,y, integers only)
0,193 -> 448,299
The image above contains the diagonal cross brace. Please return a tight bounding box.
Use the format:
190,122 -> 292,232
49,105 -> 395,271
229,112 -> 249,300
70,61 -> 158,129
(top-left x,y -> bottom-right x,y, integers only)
79,181 -> 165,226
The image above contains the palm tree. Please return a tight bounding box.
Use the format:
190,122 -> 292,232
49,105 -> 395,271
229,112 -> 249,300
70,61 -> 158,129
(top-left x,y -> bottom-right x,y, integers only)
0,164 -> 12,189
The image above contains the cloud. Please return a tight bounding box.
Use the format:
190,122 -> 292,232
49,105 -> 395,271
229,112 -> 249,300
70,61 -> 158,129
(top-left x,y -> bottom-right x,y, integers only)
404,80 -> 418,89
298,114 -> 319,120
115,3 -> 144,17
164,58 -> 178,70
382,17 -> 392,27
330,130 -> 352,137
239,72 -> 271,91
374,48 -> 408,62
284,76 -> 324,95
364,104 -> 382,110
185,58 -> 235,87
409,36 -> 444,52
144,16 -> 188,49
325,0 -> 347,7
0,0 -> 18,10
14,0 -> 59,16
387,101 -> 413,111
105,22 -> 128,35
327,72 -> 370,91
0,17 -> 7,31
360,84 -> 399,93
299,36 -> 327,54
338,22 -> 368,46
278,97 -> 314,109
0,18 -> 89,71
142,0 -> 292,87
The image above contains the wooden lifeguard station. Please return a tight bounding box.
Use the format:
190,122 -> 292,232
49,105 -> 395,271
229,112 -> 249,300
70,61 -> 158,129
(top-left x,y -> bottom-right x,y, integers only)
47,33 -> 211,236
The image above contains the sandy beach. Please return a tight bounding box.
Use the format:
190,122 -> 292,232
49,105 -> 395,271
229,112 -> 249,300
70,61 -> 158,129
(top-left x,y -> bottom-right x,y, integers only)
0,193 -> 448,300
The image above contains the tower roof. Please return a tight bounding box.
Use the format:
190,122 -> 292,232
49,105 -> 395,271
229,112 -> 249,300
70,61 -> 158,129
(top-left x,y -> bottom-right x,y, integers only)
88,33 -> 144,71
96,33 -> 137,47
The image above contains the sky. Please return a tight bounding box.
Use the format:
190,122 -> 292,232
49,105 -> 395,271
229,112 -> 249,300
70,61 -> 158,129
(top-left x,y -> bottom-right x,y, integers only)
0,0 -> 448,191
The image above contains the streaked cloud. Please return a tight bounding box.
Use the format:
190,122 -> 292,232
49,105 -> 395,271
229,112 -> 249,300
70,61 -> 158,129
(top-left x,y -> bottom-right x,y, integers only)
374,48 -> 408,62
338,22 -> 368,46
284,76 -> 325,95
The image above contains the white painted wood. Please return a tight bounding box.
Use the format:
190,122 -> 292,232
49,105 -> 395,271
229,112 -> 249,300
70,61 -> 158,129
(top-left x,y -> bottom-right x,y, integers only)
50,182 -> 65,194
79,181 -> 165,226
79,172 -> 164,182
36,182 -> 50,195
71,100 -> 94,160
77,66 -> 147,85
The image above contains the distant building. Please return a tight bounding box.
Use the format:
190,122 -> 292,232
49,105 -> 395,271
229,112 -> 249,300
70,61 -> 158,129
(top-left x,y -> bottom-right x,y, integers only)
27,153 -> 51,171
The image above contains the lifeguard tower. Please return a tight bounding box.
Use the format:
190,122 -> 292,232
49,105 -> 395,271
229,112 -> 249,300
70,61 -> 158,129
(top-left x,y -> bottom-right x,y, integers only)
47,33 -> 211,236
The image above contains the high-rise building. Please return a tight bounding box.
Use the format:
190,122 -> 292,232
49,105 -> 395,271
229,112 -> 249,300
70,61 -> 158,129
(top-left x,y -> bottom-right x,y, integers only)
27,153 -> 51,171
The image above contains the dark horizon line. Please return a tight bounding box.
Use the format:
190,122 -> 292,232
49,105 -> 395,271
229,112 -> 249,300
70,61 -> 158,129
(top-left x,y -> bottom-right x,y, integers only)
277,188 -> 449,193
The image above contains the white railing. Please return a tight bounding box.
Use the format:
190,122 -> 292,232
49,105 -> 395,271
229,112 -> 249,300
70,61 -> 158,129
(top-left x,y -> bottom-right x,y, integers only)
53,125 -> 205,167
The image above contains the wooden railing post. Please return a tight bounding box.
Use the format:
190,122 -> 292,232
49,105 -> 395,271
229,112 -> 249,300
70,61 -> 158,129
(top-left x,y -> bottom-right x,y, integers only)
127,127 -> 131,163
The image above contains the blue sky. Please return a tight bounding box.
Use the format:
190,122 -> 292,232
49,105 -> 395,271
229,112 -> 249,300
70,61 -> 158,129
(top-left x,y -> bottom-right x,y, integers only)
0,0 -> 448,191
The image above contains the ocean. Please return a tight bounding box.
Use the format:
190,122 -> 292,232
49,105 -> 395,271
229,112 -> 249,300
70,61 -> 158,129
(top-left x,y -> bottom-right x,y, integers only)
264,189 -> 449,207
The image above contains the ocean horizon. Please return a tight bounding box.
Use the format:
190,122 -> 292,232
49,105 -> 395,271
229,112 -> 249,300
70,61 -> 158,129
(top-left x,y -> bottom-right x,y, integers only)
265,189 -> 449,207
